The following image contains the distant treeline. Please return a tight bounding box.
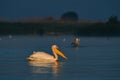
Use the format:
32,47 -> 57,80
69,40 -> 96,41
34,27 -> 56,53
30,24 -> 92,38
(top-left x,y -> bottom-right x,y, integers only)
0,21 -> 120,36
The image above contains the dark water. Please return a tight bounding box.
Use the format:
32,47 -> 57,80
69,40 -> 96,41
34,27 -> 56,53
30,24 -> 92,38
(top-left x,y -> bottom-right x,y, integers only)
0,35 -> 120,80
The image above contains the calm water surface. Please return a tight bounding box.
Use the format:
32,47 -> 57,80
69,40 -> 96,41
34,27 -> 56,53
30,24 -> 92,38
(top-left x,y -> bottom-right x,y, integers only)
0,35 -> 120,80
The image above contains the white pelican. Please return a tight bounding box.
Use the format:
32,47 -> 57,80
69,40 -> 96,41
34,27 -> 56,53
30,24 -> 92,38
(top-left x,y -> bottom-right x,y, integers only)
27,45 -> 67,62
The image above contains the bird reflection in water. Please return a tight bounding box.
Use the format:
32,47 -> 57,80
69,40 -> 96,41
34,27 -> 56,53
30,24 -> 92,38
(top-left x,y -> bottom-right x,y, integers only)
28,61 -> 64,76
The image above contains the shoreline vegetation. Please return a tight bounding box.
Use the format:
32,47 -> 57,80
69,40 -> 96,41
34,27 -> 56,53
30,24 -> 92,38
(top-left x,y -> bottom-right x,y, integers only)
0,11 -> 120,36
0,20 -> 120,36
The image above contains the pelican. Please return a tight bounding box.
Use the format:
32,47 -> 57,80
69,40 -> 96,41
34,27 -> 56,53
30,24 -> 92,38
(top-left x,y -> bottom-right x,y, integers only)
27,45 -> 67,62
71,37 -> 80,47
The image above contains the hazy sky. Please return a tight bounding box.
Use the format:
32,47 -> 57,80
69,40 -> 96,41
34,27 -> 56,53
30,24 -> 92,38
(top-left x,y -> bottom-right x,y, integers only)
0,0 -> 120,21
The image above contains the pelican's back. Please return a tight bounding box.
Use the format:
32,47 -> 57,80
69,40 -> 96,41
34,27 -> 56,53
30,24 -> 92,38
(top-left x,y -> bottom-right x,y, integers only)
28,52 -> 54,61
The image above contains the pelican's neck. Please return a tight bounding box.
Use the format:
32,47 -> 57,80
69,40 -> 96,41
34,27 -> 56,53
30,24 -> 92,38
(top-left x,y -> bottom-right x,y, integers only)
52,47 -> 58,61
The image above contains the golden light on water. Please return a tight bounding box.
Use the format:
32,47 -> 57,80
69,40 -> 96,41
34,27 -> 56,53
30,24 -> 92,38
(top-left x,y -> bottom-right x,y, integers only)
28,61 -> 65,77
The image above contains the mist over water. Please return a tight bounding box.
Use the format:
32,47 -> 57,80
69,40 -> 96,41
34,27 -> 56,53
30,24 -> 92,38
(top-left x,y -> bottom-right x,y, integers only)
0,35 -> 120,80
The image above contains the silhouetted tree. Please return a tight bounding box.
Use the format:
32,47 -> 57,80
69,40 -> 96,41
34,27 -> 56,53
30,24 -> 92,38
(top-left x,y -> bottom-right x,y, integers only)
61,11 -> 79,21
107,16 -> 119,24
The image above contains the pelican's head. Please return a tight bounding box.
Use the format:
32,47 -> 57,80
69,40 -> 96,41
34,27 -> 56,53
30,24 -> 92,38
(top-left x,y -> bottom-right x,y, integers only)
52,45 -> 58,49
52,45 -> 67,59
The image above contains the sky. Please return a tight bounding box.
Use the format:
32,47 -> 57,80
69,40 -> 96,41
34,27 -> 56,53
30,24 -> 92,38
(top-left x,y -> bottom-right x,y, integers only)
0,0 -> 120,21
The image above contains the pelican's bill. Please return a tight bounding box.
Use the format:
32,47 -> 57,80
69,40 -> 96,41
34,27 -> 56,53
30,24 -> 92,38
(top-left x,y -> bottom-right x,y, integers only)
54,48 -> 67,59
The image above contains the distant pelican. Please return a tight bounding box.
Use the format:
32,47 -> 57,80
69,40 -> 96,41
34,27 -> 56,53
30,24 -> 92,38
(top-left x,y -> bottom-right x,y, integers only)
71,37 -> 80,47
27,45 -> 67,62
